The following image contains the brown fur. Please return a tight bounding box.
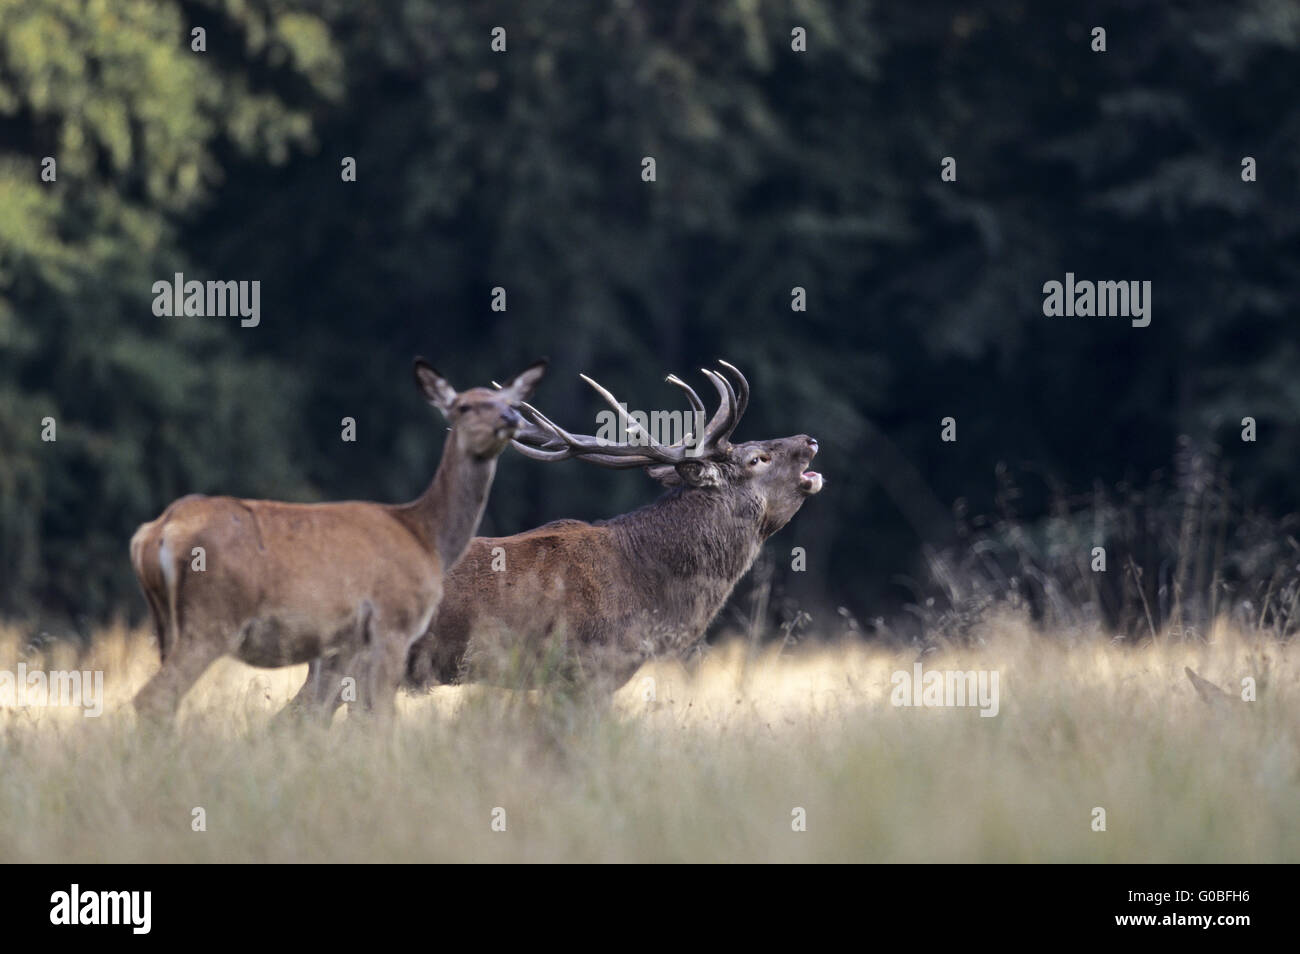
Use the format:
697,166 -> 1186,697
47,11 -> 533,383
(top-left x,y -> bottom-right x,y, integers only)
402,433 -> 823,694
129,360 -> 546,722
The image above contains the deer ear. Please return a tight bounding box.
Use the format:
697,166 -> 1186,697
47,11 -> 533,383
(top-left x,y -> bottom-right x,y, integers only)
414,359 -> 457,417
645,464 -> 682,487
499,358 -> 548,404
674,459 -> 723,488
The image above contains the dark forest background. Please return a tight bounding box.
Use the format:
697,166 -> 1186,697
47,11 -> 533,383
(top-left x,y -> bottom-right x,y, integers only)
1,1 -> 1298,643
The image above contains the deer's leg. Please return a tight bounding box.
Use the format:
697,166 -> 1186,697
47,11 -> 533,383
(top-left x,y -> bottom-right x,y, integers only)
352,634 -> 408,721
132,632 -> 225,724
281,602 -> 380,725
284,657 -> 328,709
140,587 -> 170,661
281,655 -> 355,726
283,657 -> 322,710
278,657 -> 326,722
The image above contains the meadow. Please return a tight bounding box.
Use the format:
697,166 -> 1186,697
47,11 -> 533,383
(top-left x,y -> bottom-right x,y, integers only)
1,614 -> 1295,863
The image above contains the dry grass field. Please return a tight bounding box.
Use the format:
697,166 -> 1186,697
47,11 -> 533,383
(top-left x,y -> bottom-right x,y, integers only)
1,616 -> 1296,862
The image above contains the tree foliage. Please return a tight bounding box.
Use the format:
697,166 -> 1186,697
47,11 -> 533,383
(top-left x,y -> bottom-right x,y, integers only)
1,0 -> 1297,632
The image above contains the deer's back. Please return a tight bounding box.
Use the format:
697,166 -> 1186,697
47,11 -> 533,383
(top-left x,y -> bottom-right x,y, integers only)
140,494 -> 444,634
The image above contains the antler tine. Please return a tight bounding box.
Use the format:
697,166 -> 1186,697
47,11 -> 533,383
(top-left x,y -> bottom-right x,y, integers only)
517,391 -> 685,465
511,400 -> 639,463
514,401 -> 656,462
489,379 -> 570,452
579,373 -> 640,438
510,402 -> 567,449
531,394 -> 659,458
666,373 -> 707,422
517,401 -> 562,438
518,399 -> 551,424
506,364 -> 751,470
716,360 -> 749,422
514,444 -> 663,469
664,373 -> 708,449
510,433 -> 673,466
509,432 -> 660,468
580,372 -> 681,455
510,439 -> 576,461
698,367 -> 739,449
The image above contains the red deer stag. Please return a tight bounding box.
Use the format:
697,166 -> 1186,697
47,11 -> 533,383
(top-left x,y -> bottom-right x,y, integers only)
128,358 -> 546,721
295,360 -> 823,710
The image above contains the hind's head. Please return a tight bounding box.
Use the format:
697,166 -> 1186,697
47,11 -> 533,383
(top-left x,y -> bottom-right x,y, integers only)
415,359 -> 548,459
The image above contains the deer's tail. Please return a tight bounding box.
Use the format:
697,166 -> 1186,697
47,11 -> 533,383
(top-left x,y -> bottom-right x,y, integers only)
130,504 -> 191,661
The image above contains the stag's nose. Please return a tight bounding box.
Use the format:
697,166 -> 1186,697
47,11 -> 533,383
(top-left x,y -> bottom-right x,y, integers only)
805,436 -> 819,455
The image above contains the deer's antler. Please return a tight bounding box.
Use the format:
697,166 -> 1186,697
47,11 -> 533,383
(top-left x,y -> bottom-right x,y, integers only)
507,361 -> 750,468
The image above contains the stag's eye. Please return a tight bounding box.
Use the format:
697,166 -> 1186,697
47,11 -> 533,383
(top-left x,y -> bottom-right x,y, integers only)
749,454 -> 770,466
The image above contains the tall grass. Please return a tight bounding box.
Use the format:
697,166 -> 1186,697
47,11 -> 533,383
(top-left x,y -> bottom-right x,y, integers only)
1,613 -> 1296,862
878,442 -> 1300,648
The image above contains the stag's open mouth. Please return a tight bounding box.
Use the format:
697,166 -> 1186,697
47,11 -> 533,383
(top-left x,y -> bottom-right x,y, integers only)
796,437 -> 822,494
798,470 -> 824,494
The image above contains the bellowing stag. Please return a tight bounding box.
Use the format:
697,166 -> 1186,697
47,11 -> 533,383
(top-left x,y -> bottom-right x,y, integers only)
405,360 -> 824,694
291,361 -> 822,715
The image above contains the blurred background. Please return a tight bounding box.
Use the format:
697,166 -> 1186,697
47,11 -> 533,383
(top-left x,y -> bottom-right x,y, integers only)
1,1 -> 1298,644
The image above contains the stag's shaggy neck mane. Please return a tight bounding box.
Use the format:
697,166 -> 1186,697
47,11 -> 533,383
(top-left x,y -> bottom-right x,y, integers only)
392,430 -> 496,569
605,484 -> 767,591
